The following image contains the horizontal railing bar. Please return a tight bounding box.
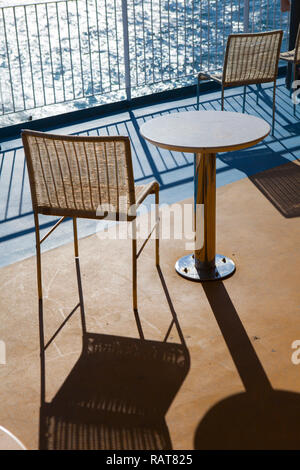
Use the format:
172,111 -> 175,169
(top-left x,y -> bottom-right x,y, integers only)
0,0 -> 72,9
0,67 -> 288,141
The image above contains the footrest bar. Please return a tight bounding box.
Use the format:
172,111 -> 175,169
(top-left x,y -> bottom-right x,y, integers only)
136,220 -> 159,260
44,302 -> 80,351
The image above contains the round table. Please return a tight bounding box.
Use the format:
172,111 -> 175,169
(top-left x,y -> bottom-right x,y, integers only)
140,110 -> 270,281
0,426 -> 26,450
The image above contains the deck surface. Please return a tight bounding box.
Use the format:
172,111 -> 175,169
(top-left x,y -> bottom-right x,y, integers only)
0,166 -> 300,449
0,79 -> 300,450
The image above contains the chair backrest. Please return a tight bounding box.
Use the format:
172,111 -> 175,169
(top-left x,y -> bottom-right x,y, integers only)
223,30 -> 283,85
22,130 -> 136,219
295,23 -> 300,63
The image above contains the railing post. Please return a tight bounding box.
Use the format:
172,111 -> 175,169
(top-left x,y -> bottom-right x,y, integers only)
243,0 -> 250,32
121,0 -> 131,102
0,75 -> 4,115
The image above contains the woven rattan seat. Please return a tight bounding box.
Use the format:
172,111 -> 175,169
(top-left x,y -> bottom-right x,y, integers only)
280,49 -> 297,62
280,23 -> 300,64
197,30 -> 283,134
209,73 -> 223,84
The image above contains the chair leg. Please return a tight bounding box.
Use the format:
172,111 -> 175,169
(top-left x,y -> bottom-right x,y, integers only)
73,217 -> 86,336
196,76 -> 200,110
256,84 -> 260,105
221,86 -> 224,111
243,86 -> 246,113
132,219 -> 137,312
34,212 -> 46,406
131,219 -> 146,339
293,63 -> 296,117
155,188 -> 160,266
272,80 -> 277,136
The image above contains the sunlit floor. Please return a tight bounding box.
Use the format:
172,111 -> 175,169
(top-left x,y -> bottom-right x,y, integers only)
0,79 -> 300,450
1,169 -> 300,449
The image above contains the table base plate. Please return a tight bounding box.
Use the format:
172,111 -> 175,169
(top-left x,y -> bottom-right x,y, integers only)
175,254 -> 236,281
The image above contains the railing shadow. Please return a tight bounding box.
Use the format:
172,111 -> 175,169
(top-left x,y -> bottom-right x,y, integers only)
194,281 -> 300,450
219,148 -> 300,218
283,121 -> 300,135
39,267 -> 190,450
1,87 -> 299,249
249,161 -> 300,218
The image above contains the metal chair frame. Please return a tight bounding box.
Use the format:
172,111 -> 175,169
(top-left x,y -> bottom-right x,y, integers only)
197,30 -> 283,135
280,22 -> 300,116
22,130 -> 160,405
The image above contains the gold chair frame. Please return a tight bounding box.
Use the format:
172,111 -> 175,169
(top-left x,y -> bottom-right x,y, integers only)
22,130 -> 160,404
280,22 -> 300,115
197,30 -> 283,135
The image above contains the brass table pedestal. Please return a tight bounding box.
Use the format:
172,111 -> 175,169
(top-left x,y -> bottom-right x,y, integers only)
175,152 -> 235,281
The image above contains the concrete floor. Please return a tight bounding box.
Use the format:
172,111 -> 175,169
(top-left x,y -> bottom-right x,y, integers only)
0,161 -> 300,449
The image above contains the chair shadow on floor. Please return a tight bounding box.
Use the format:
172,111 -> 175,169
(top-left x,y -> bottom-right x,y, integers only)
219,148 -> 300,218
194,281 -> 300,450
39,267 -> 190,450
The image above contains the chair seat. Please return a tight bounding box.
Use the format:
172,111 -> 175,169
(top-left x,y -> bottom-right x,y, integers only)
135,181 -> 159,206
198,70 -> 273,86
280,49 -> 296,62
209,72 -> 223,83
198,71 -> 223,83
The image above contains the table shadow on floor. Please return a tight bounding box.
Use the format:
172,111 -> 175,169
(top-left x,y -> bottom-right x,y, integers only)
194,281 -> 300,450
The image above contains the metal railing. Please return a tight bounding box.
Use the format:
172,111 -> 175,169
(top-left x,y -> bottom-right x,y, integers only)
0,0 -> 124,117
0,0 -> 290,123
